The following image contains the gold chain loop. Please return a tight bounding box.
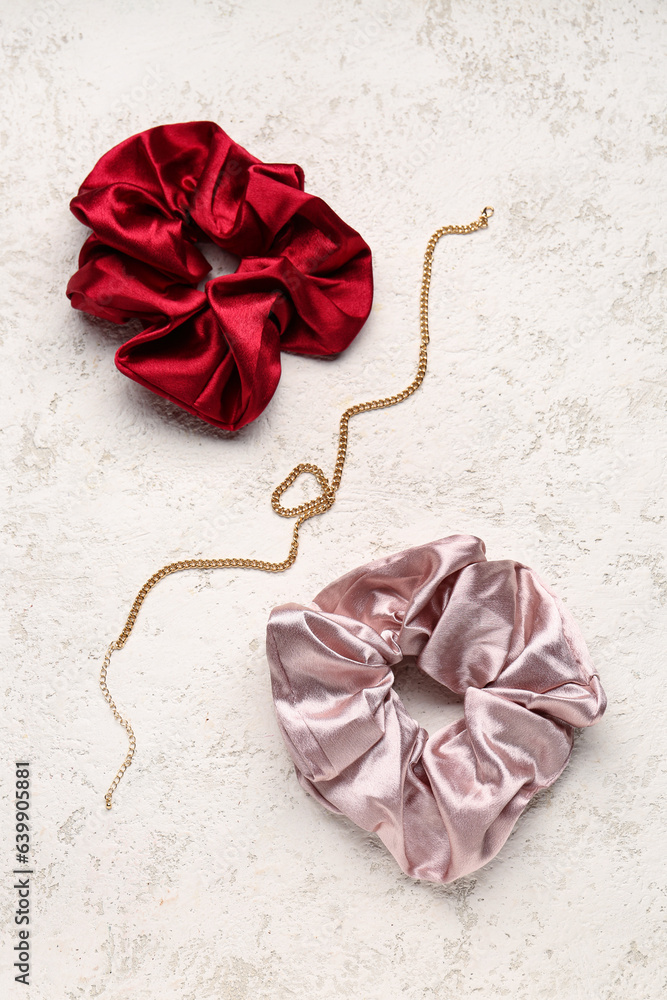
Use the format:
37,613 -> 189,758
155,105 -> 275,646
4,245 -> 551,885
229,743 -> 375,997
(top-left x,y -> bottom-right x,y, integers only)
100,208 -> 494,807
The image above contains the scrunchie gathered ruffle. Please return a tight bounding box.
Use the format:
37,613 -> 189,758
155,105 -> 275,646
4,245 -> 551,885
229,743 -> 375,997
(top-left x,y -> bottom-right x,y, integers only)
66,121 -> 373,430
266,535 -> 606,884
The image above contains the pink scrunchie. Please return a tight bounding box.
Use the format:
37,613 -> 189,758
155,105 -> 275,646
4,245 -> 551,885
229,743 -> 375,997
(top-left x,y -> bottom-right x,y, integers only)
266,535 -> 606,884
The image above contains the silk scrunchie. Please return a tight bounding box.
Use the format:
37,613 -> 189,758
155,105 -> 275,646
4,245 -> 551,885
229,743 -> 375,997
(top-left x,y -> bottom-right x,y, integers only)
66,121 -> 373,430
266,534 -> 606,884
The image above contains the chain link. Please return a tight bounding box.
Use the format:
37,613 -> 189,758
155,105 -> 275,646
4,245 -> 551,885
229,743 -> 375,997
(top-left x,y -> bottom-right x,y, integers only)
100,207 -> 494,807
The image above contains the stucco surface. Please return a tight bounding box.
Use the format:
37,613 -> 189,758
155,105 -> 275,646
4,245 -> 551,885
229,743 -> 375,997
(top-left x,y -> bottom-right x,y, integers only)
1,1 -> 666,997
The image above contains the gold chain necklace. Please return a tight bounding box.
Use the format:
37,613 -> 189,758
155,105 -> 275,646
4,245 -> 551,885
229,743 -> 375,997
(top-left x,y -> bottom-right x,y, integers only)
99,207 -> 494,808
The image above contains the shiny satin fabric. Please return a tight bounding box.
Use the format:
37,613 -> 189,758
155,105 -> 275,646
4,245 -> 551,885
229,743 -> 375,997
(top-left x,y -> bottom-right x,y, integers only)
66,121 -> 373,430
266,535 -> 606,884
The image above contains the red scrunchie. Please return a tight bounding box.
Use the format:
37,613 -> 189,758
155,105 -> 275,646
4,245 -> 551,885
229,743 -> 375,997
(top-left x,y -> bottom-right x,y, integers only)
66,121 -> 373,430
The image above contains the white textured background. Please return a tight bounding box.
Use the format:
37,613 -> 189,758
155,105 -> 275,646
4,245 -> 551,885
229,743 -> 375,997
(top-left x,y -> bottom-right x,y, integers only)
1,1 -> 666,997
